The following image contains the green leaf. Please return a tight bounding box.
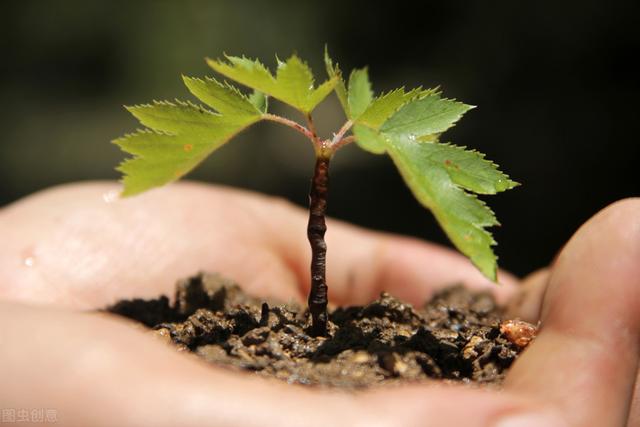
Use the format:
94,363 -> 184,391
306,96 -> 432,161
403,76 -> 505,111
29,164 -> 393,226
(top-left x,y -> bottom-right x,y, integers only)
113,51 -> 517,282
115,96 -> 261,196
381,94 -> 474,138
347,68 -> 373,119
248,90 -> 268,113
351,93 -> 513,280
182,76 -> 261,117
386,136 -> 500,280
353,124 -> 387,154
207,54 -> 336,113
352,87 -> 444,154
420,143 -> 519,194
127,101 -> 225,135
356,87 -> 427,129
324,47 -> 349,114
306,78 -> 339,113
206,55 -> 276,96
275,55 -> 315,109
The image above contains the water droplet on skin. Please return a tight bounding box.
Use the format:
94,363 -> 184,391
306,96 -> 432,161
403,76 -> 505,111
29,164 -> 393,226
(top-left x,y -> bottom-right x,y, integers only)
102,190 -> 119,203
23,257 -> 35,268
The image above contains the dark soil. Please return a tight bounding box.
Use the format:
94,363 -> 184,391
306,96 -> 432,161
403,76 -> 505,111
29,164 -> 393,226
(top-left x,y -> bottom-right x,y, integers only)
108,273 -> 529,389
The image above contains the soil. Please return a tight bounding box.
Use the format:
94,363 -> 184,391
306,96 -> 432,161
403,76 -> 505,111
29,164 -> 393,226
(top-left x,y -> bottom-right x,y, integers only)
108,273 -> 530,389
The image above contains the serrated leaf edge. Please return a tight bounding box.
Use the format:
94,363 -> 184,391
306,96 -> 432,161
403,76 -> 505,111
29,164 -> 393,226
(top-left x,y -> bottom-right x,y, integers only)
207,53 -> 337,113
430,142 -> 520,194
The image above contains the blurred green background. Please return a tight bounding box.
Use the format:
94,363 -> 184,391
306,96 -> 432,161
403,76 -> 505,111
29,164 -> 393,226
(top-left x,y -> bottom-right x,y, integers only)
2,1 -> 638,276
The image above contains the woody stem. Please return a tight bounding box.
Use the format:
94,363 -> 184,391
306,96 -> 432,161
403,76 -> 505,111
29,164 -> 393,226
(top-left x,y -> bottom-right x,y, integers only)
307,154 -> 331,336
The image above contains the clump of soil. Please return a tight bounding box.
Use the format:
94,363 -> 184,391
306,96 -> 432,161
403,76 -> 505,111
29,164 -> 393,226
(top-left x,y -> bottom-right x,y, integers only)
108,273 -> 528,388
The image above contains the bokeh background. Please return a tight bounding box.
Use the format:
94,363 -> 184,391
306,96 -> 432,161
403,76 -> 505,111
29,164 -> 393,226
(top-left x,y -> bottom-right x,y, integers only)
2,1 -> 638,277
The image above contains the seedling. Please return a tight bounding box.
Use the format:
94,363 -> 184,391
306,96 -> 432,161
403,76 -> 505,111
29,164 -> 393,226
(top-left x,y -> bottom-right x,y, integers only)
114,50 -> 517,336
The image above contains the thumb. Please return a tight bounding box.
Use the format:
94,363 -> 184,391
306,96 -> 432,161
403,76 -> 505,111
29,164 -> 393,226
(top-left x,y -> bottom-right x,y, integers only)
505,198 -> 640,426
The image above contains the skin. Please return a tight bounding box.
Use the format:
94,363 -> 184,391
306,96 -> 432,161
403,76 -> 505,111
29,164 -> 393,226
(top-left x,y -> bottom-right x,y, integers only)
0,181 -> 638,427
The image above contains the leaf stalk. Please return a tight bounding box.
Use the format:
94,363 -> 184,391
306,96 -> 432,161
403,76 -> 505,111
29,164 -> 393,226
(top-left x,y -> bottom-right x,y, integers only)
263,113 -> 315,140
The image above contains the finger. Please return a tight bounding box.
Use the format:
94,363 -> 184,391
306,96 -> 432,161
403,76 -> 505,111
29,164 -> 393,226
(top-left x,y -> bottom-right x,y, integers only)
504,265 -> 640,427
505,268 -> 549,322
0,181 -> 305,308
505,198 -> 640,427
321,226 -> 519,307
0,181 -> 518,310
630,379 -> 640,427
0,301 -> 561,427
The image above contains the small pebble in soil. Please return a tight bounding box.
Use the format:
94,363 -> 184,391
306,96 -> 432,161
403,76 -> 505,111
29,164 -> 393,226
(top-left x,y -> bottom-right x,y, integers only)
499,319 -> 538,348
107,272 -> 536,389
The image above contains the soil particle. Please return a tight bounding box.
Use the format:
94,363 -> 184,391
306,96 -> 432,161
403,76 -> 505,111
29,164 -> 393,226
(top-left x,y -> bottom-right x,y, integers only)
500,319 -> 538,348
108,272 -> 533,389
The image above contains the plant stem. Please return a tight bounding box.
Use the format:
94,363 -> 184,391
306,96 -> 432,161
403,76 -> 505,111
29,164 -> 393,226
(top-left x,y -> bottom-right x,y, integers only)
263,113 -> 314,140
307,154 -> 331,336
305,113 -> 320,143
331,120 -> 353,146
332,135 -> 356,152
266,113 -> 358,336
306,113 -> 331,156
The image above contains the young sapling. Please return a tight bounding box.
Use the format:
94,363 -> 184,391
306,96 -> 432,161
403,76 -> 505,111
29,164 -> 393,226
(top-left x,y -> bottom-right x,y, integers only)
114,50 -> 517,336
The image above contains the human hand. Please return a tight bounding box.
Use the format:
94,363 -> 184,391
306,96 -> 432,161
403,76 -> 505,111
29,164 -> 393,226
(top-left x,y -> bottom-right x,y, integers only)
0,181 -> 638,426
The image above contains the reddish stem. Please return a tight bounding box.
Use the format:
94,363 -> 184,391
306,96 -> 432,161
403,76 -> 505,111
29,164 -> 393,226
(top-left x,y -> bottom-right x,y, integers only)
263,113 -> 314,140
307,155 -> 331,336
265,113 -> 360,336
332,135 -> 356,152
331,119 -> 353,146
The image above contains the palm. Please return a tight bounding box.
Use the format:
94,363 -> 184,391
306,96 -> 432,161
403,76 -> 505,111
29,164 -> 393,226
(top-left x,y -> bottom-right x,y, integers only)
1,182 -> 638,427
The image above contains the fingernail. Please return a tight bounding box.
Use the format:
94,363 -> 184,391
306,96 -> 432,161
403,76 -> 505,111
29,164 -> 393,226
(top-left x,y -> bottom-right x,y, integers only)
494,412 -> 565,427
